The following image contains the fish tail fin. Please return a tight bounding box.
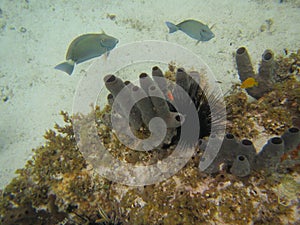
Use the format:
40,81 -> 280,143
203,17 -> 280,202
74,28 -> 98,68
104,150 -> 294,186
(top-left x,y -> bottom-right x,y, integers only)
54,60 -> 75,75
165,21 -> 178,33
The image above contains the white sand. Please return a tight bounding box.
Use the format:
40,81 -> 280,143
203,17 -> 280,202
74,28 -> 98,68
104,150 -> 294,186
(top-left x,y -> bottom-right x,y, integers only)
0,0 -> 299,189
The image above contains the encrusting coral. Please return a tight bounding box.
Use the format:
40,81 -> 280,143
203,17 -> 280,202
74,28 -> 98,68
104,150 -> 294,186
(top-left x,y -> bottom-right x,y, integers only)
0,49 -> 299,225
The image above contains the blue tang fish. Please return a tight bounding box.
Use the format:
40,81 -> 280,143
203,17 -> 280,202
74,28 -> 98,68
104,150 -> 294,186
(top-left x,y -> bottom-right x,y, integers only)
165,19 -> 215,44
55,31 -> 118,75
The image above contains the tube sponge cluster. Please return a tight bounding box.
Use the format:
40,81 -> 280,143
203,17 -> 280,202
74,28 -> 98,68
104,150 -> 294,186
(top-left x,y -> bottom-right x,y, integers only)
236,47 -> 276,99
202,127 -> 300,177
103,66 -> 216,148
102,65 -> 299,178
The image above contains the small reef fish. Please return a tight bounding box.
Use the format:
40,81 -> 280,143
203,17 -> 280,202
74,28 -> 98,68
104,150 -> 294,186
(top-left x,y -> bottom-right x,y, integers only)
240,77 -> 258,89
55,31 -> 118,75
165,19 -> 215,44
167,90 -> 174,101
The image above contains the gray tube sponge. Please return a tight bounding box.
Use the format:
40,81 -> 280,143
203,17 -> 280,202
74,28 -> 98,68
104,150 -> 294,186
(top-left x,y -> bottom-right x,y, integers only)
131,85 -> 156,126
230,155 -> 251,177
148,85 -> 181,128
236,139 -> 256,166
219,133 -> 239,164
202,134 -> 238,174
188,71 -> 201,105
282,127 -> 300,152
236,47 -> 255,82
123,81 -> 143,131
254,137 -> 284,172
104,75 -> 143,131
107,93 -> 114,106
258,49 -> 275,81
164,112 -> 182,128
151,66 -> 169,96
235,47 -> 276,99
104,74 -> 131,115
148,85 -> 170,118
139,73 -> 157,95
104,74 -> 125,97
151,66 -> 164,78
175,68 -> 190,93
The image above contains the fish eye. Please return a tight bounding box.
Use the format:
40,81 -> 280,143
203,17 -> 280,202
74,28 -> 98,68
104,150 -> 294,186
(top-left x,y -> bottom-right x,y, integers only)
100,39 -> 106,46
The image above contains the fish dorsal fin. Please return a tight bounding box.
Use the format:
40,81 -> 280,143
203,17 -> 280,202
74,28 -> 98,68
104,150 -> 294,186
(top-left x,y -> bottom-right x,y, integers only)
100,29 -> 106,34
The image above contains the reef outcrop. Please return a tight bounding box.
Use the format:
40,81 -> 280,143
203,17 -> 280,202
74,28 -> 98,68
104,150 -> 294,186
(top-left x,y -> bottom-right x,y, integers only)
102,65 -> 300,178
0,50 -> 299,224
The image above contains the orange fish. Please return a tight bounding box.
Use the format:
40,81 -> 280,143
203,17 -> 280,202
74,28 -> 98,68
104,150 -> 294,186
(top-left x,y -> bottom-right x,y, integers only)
240,77 -> 258,89
167,91 -> 174,101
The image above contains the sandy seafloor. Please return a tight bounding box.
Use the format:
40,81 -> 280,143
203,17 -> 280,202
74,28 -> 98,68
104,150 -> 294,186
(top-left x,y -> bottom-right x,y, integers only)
0,0 -> 299,189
